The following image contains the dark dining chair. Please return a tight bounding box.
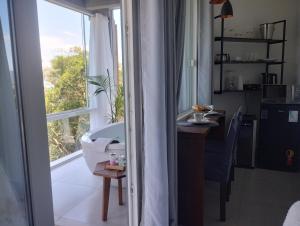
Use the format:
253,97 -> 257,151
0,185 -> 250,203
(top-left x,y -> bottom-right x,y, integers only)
205,107 -> 243,182
204,111 -> 242,221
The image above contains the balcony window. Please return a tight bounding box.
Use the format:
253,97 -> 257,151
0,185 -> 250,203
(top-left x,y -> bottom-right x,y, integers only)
37,0 -> 90,161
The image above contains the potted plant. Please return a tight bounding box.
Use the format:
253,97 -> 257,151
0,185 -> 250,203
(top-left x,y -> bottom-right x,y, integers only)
87,69 -> 124,123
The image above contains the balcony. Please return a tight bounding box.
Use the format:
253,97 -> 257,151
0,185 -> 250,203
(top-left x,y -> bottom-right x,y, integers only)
51,156 -> 128,226
48,109 -> 128,226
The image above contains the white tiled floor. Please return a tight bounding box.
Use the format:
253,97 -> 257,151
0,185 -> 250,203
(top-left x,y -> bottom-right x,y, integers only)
51,157 -> 128,226
51,158 -> 300,226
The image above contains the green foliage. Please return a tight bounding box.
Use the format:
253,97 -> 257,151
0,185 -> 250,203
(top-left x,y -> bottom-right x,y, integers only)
115,85 -> 125,121
47,114 -> 89,161
87,70 -> 124,123
45,47 -> 125,162
45,47 -> 89,161
45,47 -> 87,114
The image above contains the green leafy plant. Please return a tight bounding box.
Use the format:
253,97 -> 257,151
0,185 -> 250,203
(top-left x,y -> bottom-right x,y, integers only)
87,69 -> 124,123
115,85 -> 125,121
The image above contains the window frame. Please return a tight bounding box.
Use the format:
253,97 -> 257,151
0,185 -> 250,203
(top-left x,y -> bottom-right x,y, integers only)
38,1 -> 91,118
11,0 -> 55,224
38,2 -> 93,162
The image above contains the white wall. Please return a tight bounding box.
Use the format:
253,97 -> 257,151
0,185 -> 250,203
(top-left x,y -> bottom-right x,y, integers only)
213,0 -> 299,119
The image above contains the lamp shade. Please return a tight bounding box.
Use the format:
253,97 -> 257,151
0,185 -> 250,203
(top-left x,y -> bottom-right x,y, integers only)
221,0 -> 233,18
210,0 -> 225,4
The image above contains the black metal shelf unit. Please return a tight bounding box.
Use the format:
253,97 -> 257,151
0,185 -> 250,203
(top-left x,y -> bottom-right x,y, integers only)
215,37 -> 286,44
214,19 -> 287,94
215,60 -> 285,65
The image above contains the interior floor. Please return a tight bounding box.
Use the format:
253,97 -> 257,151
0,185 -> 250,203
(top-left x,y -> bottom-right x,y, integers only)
51,157 -> 128,226
204,168 -> 300,226
51,157 -> 300,226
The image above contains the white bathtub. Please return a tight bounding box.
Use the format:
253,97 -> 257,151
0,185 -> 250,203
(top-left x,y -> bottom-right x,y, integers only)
81,122 -> 126,173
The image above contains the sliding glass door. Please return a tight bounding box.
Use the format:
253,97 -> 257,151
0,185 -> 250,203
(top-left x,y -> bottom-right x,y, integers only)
0,0 -> 54,225
0,0 -> 32,225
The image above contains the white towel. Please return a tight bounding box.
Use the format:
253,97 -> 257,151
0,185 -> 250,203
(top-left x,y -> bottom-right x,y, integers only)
81,137 -> 114,153
283,201 -> 300,226
107,142 -> 126,151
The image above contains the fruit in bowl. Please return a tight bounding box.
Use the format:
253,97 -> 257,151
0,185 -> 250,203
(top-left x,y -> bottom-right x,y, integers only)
192,104 -> 205,112
192,104 -> 214,112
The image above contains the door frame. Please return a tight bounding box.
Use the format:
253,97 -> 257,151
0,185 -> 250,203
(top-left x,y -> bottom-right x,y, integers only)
10,0 -> 54,225
9,0 -> 144,225
122,0 -> 143,225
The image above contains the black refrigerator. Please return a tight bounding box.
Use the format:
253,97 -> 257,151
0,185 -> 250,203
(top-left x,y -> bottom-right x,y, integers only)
258,102 -> 300,172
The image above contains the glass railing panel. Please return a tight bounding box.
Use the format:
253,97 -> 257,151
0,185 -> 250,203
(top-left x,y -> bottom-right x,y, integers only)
47,113 -> 90,161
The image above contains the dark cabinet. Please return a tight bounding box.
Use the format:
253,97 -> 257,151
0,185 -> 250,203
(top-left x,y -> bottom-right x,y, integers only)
258,103 -> 300,171
236,115 -> 257,168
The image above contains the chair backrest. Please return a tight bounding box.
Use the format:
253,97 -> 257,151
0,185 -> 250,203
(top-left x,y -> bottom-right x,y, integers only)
226,108 -> 242,137
226,116 -> 238,156
221,116 -> 237,182
232,107 -> 243,163
224,109 -> 242,182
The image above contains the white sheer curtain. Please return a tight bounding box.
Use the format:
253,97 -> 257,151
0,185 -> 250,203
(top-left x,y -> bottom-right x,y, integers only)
179,0 -> 213,110
139,0 -> 185,225
89,13 -> 114,130
198,0 -> 213,105
178,0 -> 198,113
140,1 -> 169,224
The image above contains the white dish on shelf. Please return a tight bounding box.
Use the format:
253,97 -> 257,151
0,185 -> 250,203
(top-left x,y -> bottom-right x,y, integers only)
204,111 -> 224,116
187,118 -> 218,126
258,58 -> 278,62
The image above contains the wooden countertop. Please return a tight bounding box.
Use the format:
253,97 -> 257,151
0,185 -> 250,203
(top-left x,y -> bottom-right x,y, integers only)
177,125 -> 210,135
177,110 -> 225,135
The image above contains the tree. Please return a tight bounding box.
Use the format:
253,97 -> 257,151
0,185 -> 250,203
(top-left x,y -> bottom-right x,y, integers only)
45,47 -> 125,161
45,47 -> 87,114
45,47 -> 88,161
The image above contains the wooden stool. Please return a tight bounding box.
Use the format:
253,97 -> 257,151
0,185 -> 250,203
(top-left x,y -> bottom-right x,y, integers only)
93,161 -> 126,221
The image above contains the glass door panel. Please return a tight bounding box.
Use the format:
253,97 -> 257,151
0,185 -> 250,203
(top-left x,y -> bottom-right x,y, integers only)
0,0 -> 32,225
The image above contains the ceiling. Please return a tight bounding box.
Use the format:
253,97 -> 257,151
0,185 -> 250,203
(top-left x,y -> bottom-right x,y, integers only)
86,0 -> 121,10
47,0 -> 121,14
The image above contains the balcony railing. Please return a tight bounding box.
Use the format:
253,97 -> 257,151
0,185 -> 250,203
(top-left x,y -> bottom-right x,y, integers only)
46,108 -> 93,162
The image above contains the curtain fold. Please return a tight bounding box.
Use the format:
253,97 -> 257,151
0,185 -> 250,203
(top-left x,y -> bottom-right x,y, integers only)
140,1 -> 169,225
178,0 -> 196,113
198,0 -> 213,105
139,0 -> 186,225
89,13 -> 114,130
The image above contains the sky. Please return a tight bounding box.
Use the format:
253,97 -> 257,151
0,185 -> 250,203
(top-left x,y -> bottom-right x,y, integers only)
0,0 -> 13,70
37,0 -> 122,69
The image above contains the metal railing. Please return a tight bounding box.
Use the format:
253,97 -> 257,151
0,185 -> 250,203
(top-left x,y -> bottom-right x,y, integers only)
46,107 -> 93,162
46,107 -> 94,122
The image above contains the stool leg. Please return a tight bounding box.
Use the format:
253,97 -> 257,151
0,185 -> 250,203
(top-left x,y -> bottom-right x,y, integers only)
118,179 -> 123,205
102,177 -> 111,221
